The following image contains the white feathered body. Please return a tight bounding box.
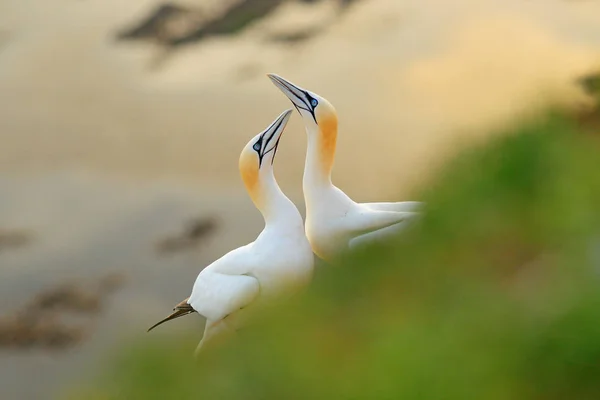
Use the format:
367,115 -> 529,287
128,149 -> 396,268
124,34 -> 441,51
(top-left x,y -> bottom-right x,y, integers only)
188,212 -> 314,353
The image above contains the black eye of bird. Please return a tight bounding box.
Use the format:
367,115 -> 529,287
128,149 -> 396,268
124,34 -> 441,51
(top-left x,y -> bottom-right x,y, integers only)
310,98 -> 318,108
253,141 -> 261,152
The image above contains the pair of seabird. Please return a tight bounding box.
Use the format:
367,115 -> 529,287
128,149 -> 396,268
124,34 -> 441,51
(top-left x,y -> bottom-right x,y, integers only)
147,75 -> 423,356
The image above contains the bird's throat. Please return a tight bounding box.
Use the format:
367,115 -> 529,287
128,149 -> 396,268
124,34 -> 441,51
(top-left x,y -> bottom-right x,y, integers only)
304,119 -> 337,189
319,116 -> 337,176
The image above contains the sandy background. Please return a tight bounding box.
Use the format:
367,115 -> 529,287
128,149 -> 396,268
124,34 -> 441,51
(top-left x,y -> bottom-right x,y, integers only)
0,0 -> 599,398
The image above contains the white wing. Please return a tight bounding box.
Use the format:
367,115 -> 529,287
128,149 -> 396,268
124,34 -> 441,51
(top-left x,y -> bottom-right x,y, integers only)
348,219 -> 414,250
362,201 -> 424,213
340,206 -> 414,238
188,271 -> 260,322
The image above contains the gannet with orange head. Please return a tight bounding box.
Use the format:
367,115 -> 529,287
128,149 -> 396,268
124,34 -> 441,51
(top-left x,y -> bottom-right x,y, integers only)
268,74 -> 423,262
147,109 -> 314,356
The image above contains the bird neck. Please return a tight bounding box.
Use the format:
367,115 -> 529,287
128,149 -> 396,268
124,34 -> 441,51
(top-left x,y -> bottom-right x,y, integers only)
248,168 -> 301,229
303,121 -> 337,195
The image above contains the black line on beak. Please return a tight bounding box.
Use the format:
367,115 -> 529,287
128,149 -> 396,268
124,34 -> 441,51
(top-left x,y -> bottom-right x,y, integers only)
269,74 -> 318,124
257,113 -> 287,167
271,135 -> 283,165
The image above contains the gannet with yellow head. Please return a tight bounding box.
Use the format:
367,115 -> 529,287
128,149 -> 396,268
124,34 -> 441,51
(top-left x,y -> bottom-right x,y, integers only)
268,74 -> 423,262
147,109 -> 314,356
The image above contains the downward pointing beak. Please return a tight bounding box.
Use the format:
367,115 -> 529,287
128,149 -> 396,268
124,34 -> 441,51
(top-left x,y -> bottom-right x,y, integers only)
147,299 -> 195,332
267,74 -> 311,112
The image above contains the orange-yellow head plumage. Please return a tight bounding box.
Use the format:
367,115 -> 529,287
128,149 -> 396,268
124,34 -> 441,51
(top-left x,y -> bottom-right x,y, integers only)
313,98 -> 338,175
239,147 -> 260,201
267,74 -> 339,176
238,109 -> 293,207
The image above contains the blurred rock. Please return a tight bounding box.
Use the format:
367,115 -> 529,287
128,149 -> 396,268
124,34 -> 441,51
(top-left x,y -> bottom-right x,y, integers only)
267,28 -> 321,44
575,71 -> 600,135
116,0 -> 286,47
115,0 -> 357,49
0,274 -> 126,351
116,3 -> 206,45
155,216 -> 218,255
30,284 -> 102,314
0,229 -> 33,252
0,312 -> 86,351
578,71 -> 600,97
98,272 -> 128,295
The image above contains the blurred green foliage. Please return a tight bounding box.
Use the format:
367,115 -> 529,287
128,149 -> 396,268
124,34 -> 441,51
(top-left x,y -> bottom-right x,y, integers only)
71,110 -> 600,400
579,71 -> 600,99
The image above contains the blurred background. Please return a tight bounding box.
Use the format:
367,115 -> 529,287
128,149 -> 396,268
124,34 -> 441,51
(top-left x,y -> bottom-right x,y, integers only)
0,0 -> 599,399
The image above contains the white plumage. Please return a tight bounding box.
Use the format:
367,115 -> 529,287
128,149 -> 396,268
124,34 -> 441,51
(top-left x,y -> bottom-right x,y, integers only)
147,109 -> 314,356
268,74 -> 424,262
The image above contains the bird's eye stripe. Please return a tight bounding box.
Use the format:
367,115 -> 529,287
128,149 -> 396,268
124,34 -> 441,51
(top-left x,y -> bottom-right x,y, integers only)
291,91 -> 309,109
277,78 -> 310,109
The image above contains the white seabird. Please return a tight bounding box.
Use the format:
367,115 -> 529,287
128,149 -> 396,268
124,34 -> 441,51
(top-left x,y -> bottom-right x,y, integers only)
147,109 -> 314,356
268,74 -> 423,262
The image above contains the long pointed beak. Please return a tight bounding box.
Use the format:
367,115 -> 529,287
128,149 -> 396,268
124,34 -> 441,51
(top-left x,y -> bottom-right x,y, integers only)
147,301 -> 195,332
266,108 -> 293,144
259,108 -> 292,165
267,74 -> 310,112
